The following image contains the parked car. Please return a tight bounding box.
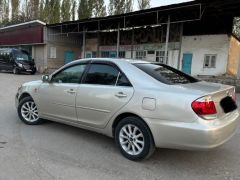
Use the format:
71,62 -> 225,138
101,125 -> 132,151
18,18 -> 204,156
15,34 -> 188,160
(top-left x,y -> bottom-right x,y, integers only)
15,58 -> 239,161
0,48 -> 36,74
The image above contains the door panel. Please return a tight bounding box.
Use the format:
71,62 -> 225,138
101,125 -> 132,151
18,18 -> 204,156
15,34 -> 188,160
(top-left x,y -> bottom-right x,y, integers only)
76,85 -> 134,128
38,83 -> 78,121
182,53 -> 192,75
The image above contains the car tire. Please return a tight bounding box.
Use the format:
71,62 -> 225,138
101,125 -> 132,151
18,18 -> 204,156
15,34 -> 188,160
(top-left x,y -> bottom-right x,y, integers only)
13,67 -> 19,74
115,116 -> 155,161
18,96 -> 44,125
31,71 -> 36,75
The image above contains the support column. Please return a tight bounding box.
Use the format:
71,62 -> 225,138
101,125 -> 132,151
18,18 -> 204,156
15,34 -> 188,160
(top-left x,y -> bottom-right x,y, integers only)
82,28 -> 86,59
131,28 -> 134,59
97,21 -> 100,57
177,23 -> 183,70
117,23 -> 120,58
164,15 -> 170,64
97,31 -> 100,57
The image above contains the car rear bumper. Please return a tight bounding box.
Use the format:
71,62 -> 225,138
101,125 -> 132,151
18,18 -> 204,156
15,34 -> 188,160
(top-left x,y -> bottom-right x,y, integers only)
145,110 -> 239,150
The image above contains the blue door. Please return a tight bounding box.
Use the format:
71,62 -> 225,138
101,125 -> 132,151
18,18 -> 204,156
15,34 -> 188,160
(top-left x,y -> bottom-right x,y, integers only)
64,51 -> 74,64
182,53 -> 193,75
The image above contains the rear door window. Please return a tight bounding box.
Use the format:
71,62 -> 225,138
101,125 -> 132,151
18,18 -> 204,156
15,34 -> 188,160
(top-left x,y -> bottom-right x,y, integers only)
134,63 -> 199,84
83,63 -> 132,86
83,64 -> 119,85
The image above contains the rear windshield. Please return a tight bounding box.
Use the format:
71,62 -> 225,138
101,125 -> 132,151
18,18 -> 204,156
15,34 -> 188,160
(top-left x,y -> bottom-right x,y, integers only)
134,63 -> 199,84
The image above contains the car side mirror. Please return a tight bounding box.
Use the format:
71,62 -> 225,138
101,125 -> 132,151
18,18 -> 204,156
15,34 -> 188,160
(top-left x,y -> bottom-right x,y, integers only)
42,75 -> 51,83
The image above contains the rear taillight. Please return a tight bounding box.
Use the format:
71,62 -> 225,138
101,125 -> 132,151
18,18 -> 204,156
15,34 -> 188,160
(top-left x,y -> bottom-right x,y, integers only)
191,97 -> 217,117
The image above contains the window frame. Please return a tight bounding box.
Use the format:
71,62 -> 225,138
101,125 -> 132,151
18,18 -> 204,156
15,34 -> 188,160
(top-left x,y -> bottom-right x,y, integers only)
136,51 -> 146,60
50,61 -> 90,84
203,54 -> 217,68
81,61 -> 132,87
156,50 -> 168,64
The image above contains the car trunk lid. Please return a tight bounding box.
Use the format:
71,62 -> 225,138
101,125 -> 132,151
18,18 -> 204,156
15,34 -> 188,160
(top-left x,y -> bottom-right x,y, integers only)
175,81 -> 237,119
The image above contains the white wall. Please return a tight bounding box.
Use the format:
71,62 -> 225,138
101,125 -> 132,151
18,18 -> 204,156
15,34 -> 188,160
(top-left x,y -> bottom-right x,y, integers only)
181,34 -> 230,76
32,45 -> 47,73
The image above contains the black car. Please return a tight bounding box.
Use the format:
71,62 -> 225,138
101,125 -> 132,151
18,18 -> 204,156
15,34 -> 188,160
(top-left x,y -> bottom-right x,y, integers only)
0,48 -> 36,74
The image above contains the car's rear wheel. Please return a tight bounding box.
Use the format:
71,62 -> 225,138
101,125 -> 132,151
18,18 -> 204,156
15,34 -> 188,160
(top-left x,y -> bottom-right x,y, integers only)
18,96 -> 44,125
115,116 -> 155,161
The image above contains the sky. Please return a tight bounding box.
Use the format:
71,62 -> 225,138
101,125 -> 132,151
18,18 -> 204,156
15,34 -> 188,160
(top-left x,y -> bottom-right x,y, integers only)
105,0 -> 193,10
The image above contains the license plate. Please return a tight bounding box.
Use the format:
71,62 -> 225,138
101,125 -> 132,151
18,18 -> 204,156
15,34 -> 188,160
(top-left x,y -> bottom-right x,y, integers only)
26,69 -> 32,72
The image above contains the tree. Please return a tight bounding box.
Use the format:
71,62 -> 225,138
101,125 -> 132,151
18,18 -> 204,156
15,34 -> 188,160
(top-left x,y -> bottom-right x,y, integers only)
39,0 -> 45,21
11,0 -> 19,22
137,0 -> 150,10
233,17 -> 240,39
33,0 -> 40,19
3,0 -> 10,25
71,0 -> 77,21
92,0 -> 106,17
0,0 -> 3,24
125,0 -> 133,13
78,0 -> 92,19
61,0 -> 71,22
47,0 -> 60,23
108,0 -> 125,15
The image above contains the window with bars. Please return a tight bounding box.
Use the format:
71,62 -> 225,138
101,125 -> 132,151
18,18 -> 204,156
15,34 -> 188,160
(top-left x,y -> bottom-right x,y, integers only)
101,51 -> 110,58
204,54 -> 216,68
119,51 -> 125,58
156,51 -> 168,64
136,51 -> 146,59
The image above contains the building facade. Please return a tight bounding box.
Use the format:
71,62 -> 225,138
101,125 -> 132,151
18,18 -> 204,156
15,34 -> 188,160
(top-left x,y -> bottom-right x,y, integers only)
1,0 -> 240,78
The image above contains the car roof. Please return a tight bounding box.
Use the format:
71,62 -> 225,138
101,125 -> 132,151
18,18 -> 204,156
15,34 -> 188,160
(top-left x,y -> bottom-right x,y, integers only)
73,58 -> 149,65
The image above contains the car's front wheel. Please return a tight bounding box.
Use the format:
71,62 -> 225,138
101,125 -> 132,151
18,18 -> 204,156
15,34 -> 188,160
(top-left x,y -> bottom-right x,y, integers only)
13,67 -> 19,74
115,116 -> 155,161
18,96 -> 44,125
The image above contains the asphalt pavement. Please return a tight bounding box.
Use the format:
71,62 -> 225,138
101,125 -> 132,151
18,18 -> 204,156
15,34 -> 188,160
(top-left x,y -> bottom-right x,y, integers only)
0,72 -> 240,180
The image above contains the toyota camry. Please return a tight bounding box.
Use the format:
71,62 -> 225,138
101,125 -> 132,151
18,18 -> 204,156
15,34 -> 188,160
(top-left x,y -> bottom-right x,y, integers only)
15,58 -> 239,161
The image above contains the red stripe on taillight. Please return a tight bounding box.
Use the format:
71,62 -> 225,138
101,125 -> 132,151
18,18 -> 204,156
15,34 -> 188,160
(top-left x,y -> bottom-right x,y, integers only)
191,100 -> 217,116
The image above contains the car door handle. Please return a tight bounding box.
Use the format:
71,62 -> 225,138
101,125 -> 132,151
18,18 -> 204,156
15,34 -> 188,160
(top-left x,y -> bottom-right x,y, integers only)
66,89 -> 76,94
115,92 -> 127,98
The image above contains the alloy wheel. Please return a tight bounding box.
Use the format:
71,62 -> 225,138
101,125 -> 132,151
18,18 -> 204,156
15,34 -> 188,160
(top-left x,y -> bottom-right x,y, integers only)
21,101 -> 39,122
119,124 -> 145,155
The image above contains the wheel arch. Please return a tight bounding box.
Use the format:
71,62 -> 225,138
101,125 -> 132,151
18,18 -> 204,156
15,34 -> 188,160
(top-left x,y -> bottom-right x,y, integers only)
19,92 -> 32,103
112,112 -> 155,145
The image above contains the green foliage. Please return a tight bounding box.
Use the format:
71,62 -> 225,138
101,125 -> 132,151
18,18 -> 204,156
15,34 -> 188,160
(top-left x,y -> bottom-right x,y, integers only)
233,17 -> 240,39
11,0 -> 19,22
78,0 -> 93,19
137,0 -> 150,10
39,0 -> 45,21
109,0 -> 133,15
92,0 -> 107,17
71,0 -> 77,21
47,0 -> 61,23
125,0 -> 133,13
61,0 -> 71,22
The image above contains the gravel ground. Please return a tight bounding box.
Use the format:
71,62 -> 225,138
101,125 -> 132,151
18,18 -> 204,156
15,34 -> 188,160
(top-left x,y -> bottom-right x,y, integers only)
0,72 -> 240,180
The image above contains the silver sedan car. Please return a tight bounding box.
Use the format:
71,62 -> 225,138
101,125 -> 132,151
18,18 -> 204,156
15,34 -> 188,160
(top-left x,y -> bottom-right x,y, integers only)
16,58 -> 239,160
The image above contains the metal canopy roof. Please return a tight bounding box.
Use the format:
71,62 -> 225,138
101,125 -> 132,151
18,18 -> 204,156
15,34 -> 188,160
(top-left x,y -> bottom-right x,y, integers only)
47,1 -> 202,33
196,0 -> 240,17
47,0 -> 240,34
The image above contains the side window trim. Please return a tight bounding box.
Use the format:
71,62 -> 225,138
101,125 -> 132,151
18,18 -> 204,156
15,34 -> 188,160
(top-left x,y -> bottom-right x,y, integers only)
50,62 -> 90,84
81,61 -> 132,87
